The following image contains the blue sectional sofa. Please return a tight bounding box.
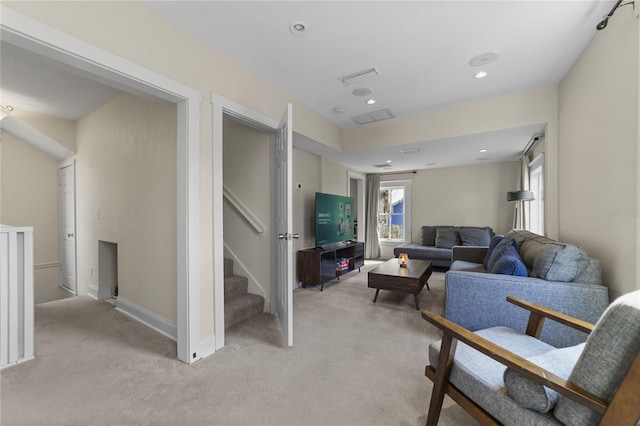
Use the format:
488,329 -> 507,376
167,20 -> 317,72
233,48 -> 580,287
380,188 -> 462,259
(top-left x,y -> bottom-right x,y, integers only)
393,225 -> 494,268
445,230 -> 610,348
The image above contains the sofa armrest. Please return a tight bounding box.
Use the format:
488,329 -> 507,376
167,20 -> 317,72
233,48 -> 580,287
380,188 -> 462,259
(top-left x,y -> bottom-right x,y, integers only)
451,246 -> 487,264
445,271 -> 609,348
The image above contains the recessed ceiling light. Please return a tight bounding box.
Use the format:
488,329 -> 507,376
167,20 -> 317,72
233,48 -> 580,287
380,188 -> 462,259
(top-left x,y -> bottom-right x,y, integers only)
400,148 -> 420,154
366,99 -> 376,105
474,71 -> 488,79
479,148 -> 488,153
290,21 -> 307,35
352,88 -> 372,97
386,160 -> 392,164
333,106 -> 345,114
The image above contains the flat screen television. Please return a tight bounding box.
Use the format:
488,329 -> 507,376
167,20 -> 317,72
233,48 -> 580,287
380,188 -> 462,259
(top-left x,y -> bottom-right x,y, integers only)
315,192 -> 355,247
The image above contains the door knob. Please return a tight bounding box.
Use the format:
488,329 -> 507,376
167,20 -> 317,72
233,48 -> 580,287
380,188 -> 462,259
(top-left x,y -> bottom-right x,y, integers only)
278,234 -> 287,240
67,233 -> 74,237
292,233 -> 300,239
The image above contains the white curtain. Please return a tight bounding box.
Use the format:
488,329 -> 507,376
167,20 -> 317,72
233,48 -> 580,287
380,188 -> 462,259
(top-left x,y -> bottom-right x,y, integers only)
365,174 -> 381,259
514,155 -> 531,230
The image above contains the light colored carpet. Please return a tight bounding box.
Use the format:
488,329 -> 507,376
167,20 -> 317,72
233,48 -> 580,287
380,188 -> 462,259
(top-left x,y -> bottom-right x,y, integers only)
1,261 -> 477,425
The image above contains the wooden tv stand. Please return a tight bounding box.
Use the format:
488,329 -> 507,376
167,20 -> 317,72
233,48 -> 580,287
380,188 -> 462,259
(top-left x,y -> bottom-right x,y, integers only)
297,241 -> 365,291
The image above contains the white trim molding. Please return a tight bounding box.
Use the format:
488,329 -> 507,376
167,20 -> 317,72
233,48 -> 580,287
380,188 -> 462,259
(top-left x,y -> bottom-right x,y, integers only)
211,92 -> 278,351
87,283 -> 111,300
116,297 -> 177,342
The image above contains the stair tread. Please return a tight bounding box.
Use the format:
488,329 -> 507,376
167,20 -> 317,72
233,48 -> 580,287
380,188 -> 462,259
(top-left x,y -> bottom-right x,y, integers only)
224,274 -> 249,300
224,293 -> 265,328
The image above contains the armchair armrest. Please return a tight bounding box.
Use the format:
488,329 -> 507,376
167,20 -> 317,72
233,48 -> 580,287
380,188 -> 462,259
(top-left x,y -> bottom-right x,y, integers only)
421,309 -> 608,414
451,246 -> 487,264
506,296 -> 595,338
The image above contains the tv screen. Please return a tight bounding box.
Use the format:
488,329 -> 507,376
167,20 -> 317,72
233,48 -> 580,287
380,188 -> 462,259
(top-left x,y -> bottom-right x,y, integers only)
315,192 -> 355,247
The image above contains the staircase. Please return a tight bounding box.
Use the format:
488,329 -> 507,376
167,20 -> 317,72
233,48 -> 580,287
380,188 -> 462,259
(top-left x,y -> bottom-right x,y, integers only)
224,258 -> 265,328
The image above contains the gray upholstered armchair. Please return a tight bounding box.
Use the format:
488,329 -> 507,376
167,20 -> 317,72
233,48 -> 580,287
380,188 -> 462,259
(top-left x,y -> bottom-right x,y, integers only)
422,291 -> 640,425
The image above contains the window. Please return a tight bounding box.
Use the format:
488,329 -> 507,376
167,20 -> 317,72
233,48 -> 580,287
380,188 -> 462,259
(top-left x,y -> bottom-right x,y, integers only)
378,180 -> 412,243
528,154 -> 544,235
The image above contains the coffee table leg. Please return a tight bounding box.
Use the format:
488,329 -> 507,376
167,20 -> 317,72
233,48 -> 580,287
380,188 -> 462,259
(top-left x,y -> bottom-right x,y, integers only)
426,280 -> 431,291
373,288 -> 380,303
414,293 -> 420,310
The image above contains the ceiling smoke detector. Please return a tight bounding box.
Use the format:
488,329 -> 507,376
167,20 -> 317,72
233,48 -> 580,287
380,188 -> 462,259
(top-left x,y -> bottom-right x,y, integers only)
352,88 -> 372,97
333,106 -> 345,114
469,52 -> 498,67
339,67 -> 380,85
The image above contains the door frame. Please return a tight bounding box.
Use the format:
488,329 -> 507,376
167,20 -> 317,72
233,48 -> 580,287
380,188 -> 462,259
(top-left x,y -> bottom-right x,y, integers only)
347,171 -> 366,243
1,6 -> 201,364
58,159 -> 77,295
211,92 -> 278,350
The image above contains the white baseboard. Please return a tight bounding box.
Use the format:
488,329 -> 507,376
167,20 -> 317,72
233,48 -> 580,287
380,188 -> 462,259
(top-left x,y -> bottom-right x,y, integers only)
87,284 -> 98,300
199,336 -> 216,360
87,284 -> 111,300
115,297 -> 177,342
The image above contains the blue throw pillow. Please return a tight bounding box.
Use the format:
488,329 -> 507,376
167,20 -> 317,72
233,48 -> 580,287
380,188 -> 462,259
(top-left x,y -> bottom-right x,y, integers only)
486,237 -> 517,271
483,235 -> 505,269
489,244 -> 528,276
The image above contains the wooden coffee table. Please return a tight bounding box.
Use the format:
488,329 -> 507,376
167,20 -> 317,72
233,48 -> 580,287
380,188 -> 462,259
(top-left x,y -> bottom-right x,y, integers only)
368,259 -> 433,310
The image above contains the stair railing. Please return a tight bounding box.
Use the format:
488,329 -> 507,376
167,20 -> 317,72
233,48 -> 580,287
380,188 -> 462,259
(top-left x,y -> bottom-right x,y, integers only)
223,184 -> 265,234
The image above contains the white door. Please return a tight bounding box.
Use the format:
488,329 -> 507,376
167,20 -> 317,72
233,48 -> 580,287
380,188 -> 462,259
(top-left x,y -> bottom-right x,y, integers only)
59,161 -> 76,293
275,104 -> 294,346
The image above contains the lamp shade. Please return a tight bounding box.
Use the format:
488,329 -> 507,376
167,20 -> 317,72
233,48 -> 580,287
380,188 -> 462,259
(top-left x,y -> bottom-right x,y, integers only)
397,253 -> 409,267
507,190 -> 534,202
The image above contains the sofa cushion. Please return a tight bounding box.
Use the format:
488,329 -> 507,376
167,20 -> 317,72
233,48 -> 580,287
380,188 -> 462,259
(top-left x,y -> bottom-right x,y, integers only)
484,235 -> 505,269
554,290 -> 640,425
458,226 -> 493,246
507,230 -> 593,283
504,343 -> 585,413
486,238 -> 518,272
489,244 -> 527,276
429,327 -> 558,425
393,244 -> 452,266
435,227 -> 460,249
421,226 -> 454,246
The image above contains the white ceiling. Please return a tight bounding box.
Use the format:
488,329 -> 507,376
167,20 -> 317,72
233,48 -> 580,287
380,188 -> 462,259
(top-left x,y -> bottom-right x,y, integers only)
1,1 -> 616,173
0,41 -> 122,121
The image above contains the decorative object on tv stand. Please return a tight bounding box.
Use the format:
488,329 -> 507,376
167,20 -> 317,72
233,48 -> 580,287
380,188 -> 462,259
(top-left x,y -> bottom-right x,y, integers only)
397,252 -> 409,267
507,190 -> 535,229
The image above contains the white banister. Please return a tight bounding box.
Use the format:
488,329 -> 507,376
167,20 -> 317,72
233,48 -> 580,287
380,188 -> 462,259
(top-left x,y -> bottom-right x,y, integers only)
223,184 -> 265,234
0,225 -> 34,369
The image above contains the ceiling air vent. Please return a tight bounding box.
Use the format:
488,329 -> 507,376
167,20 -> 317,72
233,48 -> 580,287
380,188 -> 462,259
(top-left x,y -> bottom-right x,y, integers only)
351,108 -> 395,125
339,67 -> 380,85
373,163 -> 392,169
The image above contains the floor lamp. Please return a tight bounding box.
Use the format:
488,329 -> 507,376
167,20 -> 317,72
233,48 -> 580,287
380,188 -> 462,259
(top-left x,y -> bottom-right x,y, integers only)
507,190 -> 534,229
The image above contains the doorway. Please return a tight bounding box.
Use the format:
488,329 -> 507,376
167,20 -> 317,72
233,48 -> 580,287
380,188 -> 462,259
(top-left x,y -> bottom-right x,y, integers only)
1,6 -> 201,363
211,93 -> 294,350
347,171 -> 366,243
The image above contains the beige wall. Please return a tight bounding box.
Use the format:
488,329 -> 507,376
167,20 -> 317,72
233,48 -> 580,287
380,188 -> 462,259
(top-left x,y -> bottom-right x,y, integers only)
293,148 -> 322,251
222,117 -> 271,300
321,158 -> 349,196
558,7 -> 639,299
378,162 -> 518,258
76,93 -> 177,321
0,131 -> 68,303
343,86 -> 560,238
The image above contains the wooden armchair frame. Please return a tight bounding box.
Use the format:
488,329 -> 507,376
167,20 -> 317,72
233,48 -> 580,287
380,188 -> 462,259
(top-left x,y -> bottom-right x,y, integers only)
422,296 -> 640,426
